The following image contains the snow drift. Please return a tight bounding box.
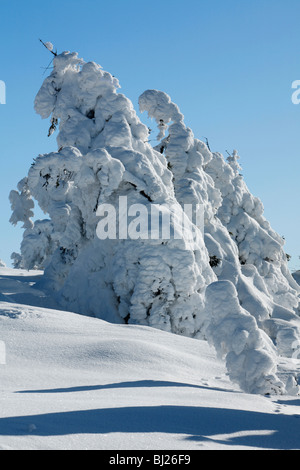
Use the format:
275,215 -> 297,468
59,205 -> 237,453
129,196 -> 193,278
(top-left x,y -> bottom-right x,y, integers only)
9,50 -> 300,395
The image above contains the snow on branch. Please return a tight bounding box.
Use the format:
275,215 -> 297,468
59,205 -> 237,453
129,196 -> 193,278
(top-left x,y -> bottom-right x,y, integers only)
39,39 -> 57,56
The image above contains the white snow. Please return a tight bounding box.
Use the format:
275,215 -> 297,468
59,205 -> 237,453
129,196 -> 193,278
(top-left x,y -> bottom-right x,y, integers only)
5,48 -> 300,432
44,42 -> 53,52
1,267 -> 300,450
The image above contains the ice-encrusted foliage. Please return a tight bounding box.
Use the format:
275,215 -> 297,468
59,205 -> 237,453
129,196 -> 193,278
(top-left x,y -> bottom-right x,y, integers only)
9,51 -> 300,395
9,178 -> 34,230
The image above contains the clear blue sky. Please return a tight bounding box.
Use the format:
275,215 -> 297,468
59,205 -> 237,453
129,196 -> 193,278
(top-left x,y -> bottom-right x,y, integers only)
1,0 -> 300,270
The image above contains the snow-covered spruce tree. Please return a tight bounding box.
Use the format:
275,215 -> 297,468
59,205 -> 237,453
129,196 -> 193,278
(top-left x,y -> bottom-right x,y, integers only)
9,51 -> 215,336
9,51 -> 300,394
206,149 -> 299,308
139,90 -> 300,338
205,149 -> 300,358
139,89 -> 300,393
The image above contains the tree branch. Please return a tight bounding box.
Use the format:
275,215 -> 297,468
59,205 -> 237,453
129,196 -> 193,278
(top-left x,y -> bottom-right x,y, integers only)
39,39 -> 57,56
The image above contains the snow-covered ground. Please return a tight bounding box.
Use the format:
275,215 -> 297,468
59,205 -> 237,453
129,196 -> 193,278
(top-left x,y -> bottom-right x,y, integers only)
0,267 -> 300,450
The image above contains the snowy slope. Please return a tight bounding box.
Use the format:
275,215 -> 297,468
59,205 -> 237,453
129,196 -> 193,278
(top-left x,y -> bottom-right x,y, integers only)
1,267 -> 300,450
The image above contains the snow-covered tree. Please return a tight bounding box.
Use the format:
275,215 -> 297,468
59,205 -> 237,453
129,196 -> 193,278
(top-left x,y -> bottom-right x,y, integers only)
139,88 -> 300,393
9,51 -> 214,337
9,50 -> 300,395
139,89 -> 300,353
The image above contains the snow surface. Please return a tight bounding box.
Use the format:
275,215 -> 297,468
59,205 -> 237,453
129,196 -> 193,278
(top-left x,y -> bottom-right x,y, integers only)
1,267 -> 300,450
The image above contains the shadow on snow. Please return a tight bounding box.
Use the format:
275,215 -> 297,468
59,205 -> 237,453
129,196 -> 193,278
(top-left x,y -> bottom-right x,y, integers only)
1,401 -> 300,449
15,379 -> 236,395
